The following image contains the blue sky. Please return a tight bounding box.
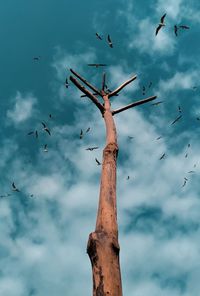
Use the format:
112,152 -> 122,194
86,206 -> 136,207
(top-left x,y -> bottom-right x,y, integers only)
1,0 -> 200,295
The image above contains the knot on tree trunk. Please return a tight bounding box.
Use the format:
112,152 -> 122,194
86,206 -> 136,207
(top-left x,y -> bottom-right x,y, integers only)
103,143 -> 118,160
87,231 -> 122,296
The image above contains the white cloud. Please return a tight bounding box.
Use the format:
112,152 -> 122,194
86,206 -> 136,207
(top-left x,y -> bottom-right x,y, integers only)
129,18 -> 176,56
156,0 -> 183,20
6,92 -> 37,125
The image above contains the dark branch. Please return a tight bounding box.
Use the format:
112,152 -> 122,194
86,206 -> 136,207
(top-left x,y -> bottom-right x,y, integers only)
70,75 -> 105,114
108,75 -> 137,98
70,69 -> 102,96
102,72 -> 106,92
112,95 -> 157,115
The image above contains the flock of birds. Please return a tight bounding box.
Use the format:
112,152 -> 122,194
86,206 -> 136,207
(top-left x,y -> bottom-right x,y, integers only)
155,13 -> 190,36
1,13 -> 196,198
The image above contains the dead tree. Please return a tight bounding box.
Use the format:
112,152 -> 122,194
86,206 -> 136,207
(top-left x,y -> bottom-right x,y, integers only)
69,69 -> 156,296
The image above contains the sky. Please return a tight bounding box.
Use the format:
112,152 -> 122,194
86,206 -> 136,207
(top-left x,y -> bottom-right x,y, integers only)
1,0 -> 200,295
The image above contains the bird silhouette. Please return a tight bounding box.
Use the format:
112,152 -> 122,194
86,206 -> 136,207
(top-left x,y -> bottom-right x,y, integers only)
12,182 -> 20,192
148,82 -> 153,88
65,78 -> 69,88
95,158 -> 101,165
86,147 -> 99,151
182,177 -> 188,187
156,136 -> 163,140
151,101 -> 164,106
174,25 -> 178,36
171,115 -> 182,125
27,131 -> 34,136
179,25 -> 190,30
80,129 -> 83,139
87,64 -> 107,68
159,153 -> 166,160
43,144 -> 48,152
33,56 -> 41,61
96,33 -> 103,40
155,13 -> 166,35
107,35 -> 113,48
41,122 -> 51,135
27,131 -> 38,138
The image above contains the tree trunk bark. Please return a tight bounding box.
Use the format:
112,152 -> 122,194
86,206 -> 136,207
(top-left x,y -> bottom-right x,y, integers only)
87,95 -> 123,296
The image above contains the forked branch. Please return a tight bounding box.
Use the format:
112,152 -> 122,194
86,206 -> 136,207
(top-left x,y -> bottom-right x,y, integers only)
70,69 -> 102,96
112,95 -> 157,115
70,75 -> 105,114
108,75 -> 137,98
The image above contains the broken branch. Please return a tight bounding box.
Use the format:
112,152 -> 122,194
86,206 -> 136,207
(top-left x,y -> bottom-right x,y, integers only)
112,95 -> 157,115
108,75 -> 137,98
70,75 -> 105,114
102,72 -> 106,92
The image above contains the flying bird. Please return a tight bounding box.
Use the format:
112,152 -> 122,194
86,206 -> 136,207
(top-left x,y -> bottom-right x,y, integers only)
171,115 -> 182,125
65,78 -> 69,88
151,101 -> 164,106
156,136 -> 163,140
188,170 -> 195,174
41,122 -> 51,135
27,130 -> 38,138
87,64 -> 107,68
80,92 -> 99,98
174,25 -> 178,36
43,144 -> 48,152
148,82 -> 153,88
33,56 -> 41,61
80,129 -> 83,139
179,25 -> 190,30
27,131 -> 34,136
159,153 -> 166,160
107,35 -> 113,48
155,13 -> 166,35
95,158 -> 101,165
86,147 -> 99,151
182,177 -> 188,188
12,182 -> 20,192
95,33 -> 103,40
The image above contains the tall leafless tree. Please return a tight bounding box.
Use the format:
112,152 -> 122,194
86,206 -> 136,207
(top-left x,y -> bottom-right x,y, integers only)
70,69 -> 156,296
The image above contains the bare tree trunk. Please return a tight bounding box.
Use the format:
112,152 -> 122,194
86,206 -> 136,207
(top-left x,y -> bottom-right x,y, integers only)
69,69 -> 157,295
87,95 -> 123,296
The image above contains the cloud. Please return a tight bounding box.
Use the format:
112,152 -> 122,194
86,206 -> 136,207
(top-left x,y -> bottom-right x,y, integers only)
156,0 -> 183,20
6,92 -> 37,126
129,18 -> 176,56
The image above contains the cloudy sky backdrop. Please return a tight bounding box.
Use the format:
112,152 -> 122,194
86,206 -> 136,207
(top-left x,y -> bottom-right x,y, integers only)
1,0 -> 200,295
